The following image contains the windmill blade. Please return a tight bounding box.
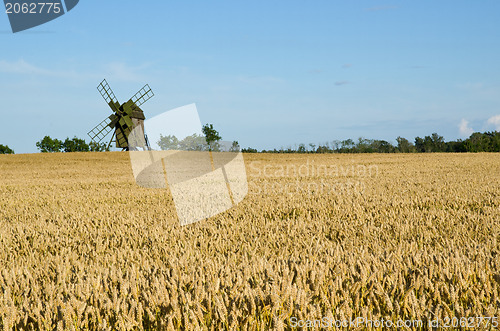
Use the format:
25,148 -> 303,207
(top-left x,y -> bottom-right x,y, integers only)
87,117 -> 114,144
131,84 -> 154,107
97,79 -> 118,105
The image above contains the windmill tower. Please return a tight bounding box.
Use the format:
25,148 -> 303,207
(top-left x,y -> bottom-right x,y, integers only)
88,79 -> 154,151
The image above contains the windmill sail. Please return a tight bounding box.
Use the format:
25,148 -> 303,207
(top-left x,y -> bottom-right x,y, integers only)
131,84 -> 154,107
87,117 -> 113,144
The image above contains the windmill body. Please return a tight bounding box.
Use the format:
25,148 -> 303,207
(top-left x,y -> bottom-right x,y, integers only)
88,79 -> 154,151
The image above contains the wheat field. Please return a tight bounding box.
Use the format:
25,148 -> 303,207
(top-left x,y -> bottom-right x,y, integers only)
0,152 -> 499,330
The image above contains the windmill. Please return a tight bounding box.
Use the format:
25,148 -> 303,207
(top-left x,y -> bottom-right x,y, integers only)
88,79 -> 154,151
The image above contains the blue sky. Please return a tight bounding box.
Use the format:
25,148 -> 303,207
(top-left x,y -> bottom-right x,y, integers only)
1,0 -> 500,153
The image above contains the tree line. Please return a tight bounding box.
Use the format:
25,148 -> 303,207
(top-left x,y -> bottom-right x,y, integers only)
1,130 -> 499,155
242,131 -> 500,153
35,136 -> 108,153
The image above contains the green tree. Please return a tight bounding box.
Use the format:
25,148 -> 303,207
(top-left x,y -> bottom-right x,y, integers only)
356,138 -> 373,153
230,141 -> 240,152
202,124 -> 222,151
371,140 -> 395,153
0,144 -> 14,154
157,134 -> 180,150
396,136 -> 415,153
63,137 -> 90,152
179,134 -> 207,151
340,139 -> 355,153
316,144 -> 330,153
89,141 -> 109,152
430,133 -> 445,152
464,131 -> 500,152
414,136 -> 425,152
36,136 -> 63,153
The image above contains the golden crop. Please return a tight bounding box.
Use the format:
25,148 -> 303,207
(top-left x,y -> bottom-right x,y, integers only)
0,152 -> 499,330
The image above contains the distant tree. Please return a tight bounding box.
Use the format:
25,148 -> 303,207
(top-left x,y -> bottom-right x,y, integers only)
430,133 -> 445,152
396,136 -> 415,153
308,143 -> 316,152
331,140 -> 341,151
241,147 -> 258,153
340,139 -> 355,153
0,144 -> 14,154
158,134 -> 207,151
445,139 -> 466,152
89,141 -> 109,152
202,124 -> 222,151
316,144 -> 330,153
63,137 -> 89,152
230,141 -> 240,152
157,134 -> 180,150
36,136 -> 63,153
465,131 -> 500,152
356,138 -> 373,153
414,136 -> 425,152
179,134 -> 207,151
371,140 -> 395,153
297,144 -> 306,153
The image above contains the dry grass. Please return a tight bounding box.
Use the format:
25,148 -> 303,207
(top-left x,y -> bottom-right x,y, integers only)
0,152 -> 499,330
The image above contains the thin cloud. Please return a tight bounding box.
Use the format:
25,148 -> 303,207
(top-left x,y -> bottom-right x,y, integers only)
335,81 -> 350,86
365,5 -> 398,12
342,64 -> 352,69
105,62 -> 149,82
238,75 -> 285,85
487,114 -> 500,130
0,58 -> 150,82
458,119 -> 474,137
0,59 -> 52,75
309,69 -> 324,74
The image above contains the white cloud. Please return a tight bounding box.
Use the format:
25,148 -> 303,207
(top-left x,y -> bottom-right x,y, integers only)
487,114 -> 500,130
0,59 -> 52,75
0,58 -> 150,83
458,119 -> 474,137
0,58 -> 94,81
105,62 -> 149,82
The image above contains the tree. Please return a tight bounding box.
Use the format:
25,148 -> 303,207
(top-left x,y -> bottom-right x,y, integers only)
158,134 -> 207,151
316,144 -> 330,153
89,141 -> 109,152
464,131 -> 500,152
430,133 -> 445,152
340,139 -> 355,153
157,134 -> 180,150
178,134 -> 207,151
36,136 -> 63,153
63,137 -> 90,152
371,140 -> 395,153
445,140 -> 466,152
202,124 -> 222,151
396,137 -> 415,153
0,144 -> 14,154
230,141 -> 240,152
356,138 -> 373,153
